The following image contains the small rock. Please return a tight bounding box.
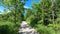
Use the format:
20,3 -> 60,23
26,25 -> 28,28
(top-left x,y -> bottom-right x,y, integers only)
18,21 -> 39,34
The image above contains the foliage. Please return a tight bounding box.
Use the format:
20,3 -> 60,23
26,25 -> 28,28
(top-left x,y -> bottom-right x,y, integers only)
0,0 -> 60,34
0,21 -> 19,34
26,0 -> 60,34
34,24 -> 56,34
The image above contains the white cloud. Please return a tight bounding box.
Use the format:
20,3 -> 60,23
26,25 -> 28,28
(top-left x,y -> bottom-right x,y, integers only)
24,6 -> 31,8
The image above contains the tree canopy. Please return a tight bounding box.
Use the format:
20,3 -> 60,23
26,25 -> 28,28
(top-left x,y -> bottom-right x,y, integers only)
0,0 -> 60,34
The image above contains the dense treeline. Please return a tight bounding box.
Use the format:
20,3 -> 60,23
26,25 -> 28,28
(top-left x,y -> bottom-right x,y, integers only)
0,0 -> 60,34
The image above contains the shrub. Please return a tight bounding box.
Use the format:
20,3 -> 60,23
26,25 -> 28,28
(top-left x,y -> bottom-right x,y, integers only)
34,24 -> 55,34
0,21 -> 19,34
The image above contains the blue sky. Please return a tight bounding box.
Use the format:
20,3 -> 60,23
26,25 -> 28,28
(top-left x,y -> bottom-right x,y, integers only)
0,0 -> 40,13
24,0 -> 40,8
0,6 -> 5,13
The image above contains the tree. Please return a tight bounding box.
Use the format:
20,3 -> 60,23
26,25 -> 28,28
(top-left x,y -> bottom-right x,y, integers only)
1,0 -> 27,24
31,0 -> 53,26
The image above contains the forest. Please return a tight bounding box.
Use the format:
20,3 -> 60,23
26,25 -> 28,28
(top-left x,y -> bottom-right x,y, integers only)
0,0 -> 60,34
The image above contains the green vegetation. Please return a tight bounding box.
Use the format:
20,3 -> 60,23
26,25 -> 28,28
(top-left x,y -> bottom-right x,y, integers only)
0,0 -> 60,34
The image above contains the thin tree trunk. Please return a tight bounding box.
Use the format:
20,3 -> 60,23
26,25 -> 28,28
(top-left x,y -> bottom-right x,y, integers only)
51,0 -> 55,24
42,2 -> 44,24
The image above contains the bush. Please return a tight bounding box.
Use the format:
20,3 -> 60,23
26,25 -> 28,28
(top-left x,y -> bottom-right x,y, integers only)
0,25 -> 9,34
34,24 -> 56,34
0,21 -> 19,34
48,24 -> 60,34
